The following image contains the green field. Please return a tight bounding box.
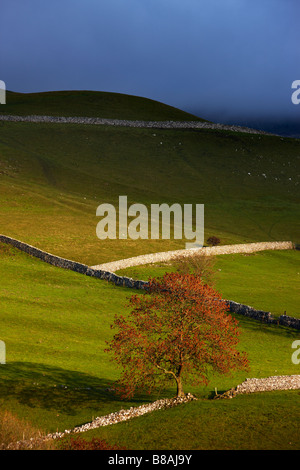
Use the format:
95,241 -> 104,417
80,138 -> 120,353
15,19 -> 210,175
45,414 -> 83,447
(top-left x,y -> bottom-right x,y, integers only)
0,91 -> 299,450
0,244 -> 299,449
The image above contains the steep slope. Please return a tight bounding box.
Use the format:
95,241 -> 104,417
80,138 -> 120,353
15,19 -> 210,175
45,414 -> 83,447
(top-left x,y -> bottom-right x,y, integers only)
0,91 -> 299,265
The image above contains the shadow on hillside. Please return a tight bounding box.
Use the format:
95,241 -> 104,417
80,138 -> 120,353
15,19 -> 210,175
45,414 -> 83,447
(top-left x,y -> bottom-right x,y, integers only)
231,313 -> 299,339
0,362 -> 158,416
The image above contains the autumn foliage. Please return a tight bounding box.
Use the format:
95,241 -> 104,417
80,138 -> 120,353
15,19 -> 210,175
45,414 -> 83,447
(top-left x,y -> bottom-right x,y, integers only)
106,272 -> 249,399
58,436 -> 126,450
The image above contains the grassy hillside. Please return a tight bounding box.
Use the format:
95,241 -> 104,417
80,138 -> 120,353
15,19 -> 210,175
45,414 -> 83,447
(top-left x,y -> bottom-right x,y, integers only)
0,91 -> 299,451
0,243 -> 299,449
0,99 -> 299,266
1,90 -> 206,121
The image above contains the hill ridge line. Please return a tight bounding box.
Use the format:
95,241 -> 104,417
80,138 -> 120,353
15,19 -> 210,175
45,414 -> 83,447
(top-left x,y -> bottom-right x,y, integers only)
0,114 -> 277,135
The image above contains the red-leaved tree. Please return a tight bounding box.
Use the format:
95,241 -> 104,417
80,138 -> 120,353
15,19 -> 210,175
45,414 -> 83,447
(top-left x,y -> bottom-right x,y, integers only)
106,273 -> 249,399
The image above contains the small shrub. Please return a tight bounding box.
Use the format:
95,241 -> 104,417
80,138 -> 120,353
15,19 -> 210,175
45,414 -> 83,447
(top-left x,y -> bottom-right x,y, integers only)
0,243 -> 15,256
206,236 -> 221,246
58,435 -> 126,450
0,410 -> 53,450
173,252 -> 216,286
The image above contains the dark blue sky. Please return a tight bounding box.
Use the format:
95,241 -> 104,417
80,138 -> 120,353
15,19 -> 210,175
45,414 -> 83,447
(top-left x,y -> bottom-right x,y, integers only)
0,0 -> 299,130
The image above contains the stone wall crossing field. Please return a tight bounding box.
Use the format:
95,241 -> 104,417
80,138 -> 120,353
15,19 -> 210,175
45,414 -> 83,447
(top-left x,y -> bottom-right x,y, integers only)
90,241 -> 295,272
216,375 -> 300,399
0,235 -> 299,329
0,114 -> 276,135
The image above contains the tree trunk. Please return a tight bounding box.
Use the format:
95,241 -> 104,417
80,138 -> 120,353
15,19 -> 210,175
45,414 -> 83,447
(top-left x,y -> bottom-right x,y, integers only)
176,376 -> 185,397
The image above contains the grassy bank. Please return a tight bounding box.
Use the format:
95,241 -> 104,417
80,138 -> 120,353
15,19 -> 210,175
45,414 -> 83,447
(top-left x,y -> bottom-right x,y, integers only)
77,391 -> 300,450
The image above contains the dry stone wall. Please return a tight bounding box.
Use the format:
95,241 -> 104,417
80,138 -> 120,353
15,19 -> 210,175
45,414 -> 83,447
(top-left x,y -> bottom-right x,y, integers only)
216,375 -> 300,399
0,234 -> 148,290
0,235 -> 299,329
0,114 -> 276,135
91,241 -> 294,272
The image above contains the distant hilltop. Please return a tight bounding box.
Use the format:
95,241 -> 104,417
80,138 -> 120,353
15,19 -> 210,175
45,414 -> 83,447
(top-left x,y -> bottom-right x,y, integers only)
1,90 -> 297,137
0,90 -> 207,122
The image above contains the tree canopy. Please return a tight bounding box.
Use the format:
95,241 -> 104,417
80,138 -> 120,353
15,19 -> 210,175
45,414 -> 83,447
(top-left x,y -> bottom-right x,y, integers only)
106,272 -> 249,399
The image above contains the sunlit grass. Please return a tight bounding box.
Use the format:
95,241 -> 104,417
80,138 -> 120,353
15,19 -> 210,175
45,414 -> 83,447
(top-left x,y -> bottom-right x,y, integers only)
117,249 -> 300,318
0,244 -> 299,442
